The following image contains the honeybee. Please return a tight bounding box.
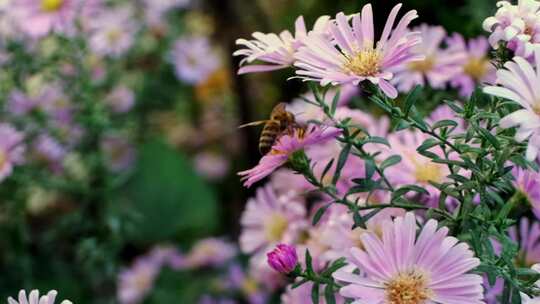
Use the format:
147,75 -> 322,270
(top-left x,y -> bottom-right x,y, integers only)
239,103 -> 297,155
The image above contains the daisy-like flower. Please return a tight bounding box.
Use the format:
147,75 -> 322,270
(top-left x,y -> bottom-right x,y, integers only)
294,3 -> 423,99
239,185 -> 306,254
88,6 -> 138,58
333,212 -> 484,304
238,125 -> 341,188
483,48 -> 540,161
392,24 -> 464,92
234,15 -> 330,75
509,217 -> 540,266
8,290 -> 72,304
383,130 -> 454,206
104,85 -> 135,114
13,0 -> 98,38
447,34 -> 496,97
117,255 -> 162,304
170,36 -> 220,84
0,124 -> 25,182
483,0 -> 540,59
512,167 -> 540,220
184,238 -> 237,268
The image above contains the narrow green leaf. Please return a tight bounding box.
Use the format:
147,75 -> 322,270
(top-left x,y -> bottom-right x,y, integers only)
311,283 -> 320,304
332,144 -> 351,185
324,283 -> 336,304
380,155 -> 402,170
312,204 -> 330,226
404,85 -> 422,116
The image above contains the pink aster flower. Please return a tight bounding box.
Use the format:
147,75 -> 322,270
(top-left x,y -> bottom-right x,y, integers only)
294,3 -> 423,99
391,24 -> 464,92
88,6 -> 138,58
383,130 -> 455,206
8,290 -> 72,304
512,167 -> 540,220
117,255 -> 162,304
333,212 -> 484,304
13,0 -> 98,38
447,34 -> 497,97
238,125 -> 341,188
101,135 -> 136,172
105,85 -> 135,114
483,0 -> 540,59
483,48 -> 540,161
0,124 -> 25,182
170,36 -> 220,84
184,238 -> 237,268
239,185 -> 306,254
33,134 -> 66,173
234,15 -> 330,75
267,243 -> 298,274
509,217 -> 540,266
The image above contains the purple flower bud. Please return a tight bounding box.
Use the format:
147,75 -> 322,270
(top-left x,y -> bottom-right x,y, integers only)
267,244 -> 298,274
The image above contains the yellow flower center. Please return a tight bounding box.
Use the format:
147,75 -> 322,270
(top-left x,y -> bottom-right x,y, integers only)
408,57 -> 435,73
344,49 -> 381,77
386,271 -> 431,304
264,213 -> 288,242
41,0 -> 64,12
0,150 -> 7,171
242,278 -> 259,295
533,103 -> 540,116
463,57 -> 489,81
107,29 -> 123,43
415,163 -> 444,184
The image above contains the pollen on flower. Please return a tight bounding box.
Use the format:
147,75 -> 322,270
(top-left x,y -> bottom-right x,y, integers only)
41,0 -> 64,12
264,213 -> 288,242
415,163 -> 444,184
407,56 -> 435,73
533,103 -> 540,116
385,271 -> 431,304
463,57 -> 488,81
344,49 -> 381,77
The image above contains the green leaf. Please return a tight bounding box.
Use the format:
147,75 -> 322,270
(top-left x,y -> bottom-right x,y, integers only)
330,90 -> 341,115
123,140 -> 217,243
404,85 -> 422,116
380,155 -> 402,170
332,144 -> 351,185
320,159 -> 335,183
432,119 -> 458,131
324,283 -> 336,304
313,204 -> 330,226
311,283 -> 320,304
362,136 -> 390,147
417,138 -> 439,152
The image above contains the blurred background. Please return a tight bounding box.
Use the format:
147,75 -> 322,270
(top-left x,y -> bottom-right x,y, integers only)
0,0 -> 498,303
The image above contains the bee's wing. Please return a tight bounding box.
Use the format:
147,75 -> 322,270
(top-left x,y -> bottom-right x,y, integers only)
238,120 -> 269,129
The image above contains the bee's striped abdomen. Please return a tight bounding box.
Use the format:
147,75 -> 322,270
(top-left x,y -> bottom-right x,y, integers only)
259,121 -> 280,155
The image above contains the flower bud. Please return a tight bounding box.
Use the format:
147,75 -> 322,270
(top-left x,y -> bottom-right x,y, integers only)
267,244 -> 298,274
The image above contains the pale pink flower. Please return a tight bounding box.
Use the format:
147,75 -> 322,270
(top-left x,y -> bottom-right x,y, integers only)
8,290 -> 72,304
383,130 -> 454,206
170,36 -> 220,84
105,85 -> 135,114
238,125 -> 341,188
333,212 -> 484,304
0,124 -> 25,182
117,255 -> 161,304
512,167 -> 540,220
392,24 -> 464,92
13,0 -> 99,38
194,151 -> 230,181
483,0 -> 540,59
447,33 -> 496,97
483,48 -> 540,161
88,6 -> 138,58
294,4 -> 423,98
509,217 -> 540,265
239,185 -> 306,254
234,15 -> 330,75
184,238 -> 237,268
33,133 -> 66,173
101,135 -> 135,172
